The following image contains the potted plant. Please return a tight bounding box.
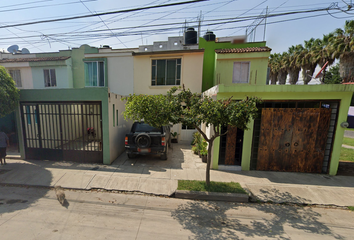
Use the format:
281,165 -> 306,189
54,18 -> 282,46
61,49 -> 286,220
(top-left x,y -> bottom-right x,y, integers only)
200,149 -> 208,163
171,132 -> 179,143
191,145 -> 198,155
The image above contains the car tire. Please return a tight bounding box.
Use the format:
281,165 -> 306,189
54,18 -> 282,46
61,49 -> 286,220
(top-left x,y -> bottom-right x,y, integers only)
127,153 -> 135,159
161,146 -> 168,160
135,133 -> 151,148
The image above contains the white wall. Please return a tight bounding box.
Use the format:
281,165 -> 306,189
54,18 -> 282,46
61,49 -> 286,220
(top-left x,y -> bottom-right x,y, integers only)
108,91 -> 132,163
107,55 -> 134,95
1,63 -> 34,89
133,52 -> 204,95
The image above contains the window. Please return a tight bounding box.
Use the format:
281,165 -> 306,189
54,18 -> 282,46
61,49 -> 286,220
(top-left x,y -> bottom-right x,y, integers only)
116,109 -> 118,126
9,70 -> 22,87
43,69 -> 57,87
85,61 -> 105,87
113,104 -> 115,127
232,62 -> 250,83
151,59 -> 181,86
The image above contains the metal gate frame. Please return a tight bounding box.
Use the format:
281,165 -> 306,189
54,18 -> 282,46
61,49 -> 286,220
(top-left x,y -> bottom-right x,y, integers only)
20,101 -> 103,163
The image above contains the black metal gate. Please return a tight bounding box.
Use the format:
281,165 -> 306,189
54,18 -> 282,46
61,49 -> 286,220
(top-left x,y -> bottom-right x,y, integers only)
20,102 -> 103,163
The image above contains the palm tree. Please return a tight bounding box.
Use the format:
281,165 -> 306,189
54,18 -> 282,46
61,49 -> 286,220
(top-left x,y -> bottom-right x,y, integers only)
268,53 -> 280,85
277,52 -> 288,85
330,20 -> 354,82
312,34 -> 337,82
300,38 -> 319,85
284,45 -> 303,85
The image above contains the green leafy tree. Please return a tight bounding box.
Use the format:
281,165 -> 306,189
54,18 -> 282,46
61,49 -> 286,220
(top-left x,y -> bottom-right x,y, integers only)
123,86 -> 261,185
323,63 -> 342,84
0,66 -> 19,118
330,20 -> 354,82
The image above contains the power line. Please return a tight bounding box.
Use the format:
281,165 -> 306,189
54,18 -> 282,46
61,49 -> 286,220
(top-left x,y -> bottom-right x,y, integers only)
0,0 -> 208,29
0,0 -> 97,14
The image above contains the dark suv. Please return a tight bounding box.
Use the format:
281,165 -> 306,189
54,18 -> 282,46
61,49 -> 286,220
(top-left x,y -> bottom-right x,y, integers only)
125,122 -> 171,160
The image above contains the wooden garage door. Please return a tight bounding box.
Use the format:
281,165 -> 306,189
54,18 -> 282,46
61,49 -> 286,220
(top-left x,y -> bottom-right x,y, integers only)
256,108 -> 331,173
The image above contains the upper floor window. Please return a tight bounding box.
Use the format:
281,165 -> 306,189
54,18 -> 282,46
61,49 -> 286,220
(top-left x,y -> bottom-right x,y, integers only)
233,62 -> 250,83
9,69 -> 22,87
44,69 -> 57,87
151,58 -> 181,86
85,61 -> 104,87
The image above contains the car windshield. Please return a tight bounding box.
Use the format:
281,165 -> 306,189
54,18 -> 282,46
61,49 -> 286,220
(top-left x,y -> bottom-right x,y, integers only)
133,123 -> 162,133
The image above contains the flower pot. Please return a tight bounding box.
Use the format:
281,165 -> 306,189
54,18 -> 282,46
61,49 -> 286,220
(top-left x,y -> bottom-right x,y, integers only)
202,155 -> 207,163
171,138 -> 178,143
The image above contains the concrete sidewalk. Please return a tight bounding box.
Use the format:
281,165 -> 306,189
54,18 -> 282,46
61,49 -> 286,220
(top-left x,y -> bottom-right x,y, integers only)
1,141 -> 354,207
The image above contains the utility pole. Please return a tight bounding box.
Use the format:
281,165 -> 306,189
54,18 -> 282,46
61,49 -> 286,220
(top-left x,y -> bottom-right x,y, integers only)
263,6 -> 268,41
197,10 -> 203,43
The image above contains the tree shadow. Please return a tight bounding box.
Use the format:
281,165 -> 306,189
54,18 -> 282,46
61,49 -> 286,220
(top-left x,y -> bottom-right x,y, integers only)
0,163 -> 52,215
171,198 -> 344,240
252,188 -> 312,204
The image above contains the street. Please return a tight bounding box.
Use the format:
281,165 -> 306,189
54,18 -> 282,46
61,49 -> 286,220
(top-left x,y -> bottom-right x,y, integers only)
0,186 -> 353,240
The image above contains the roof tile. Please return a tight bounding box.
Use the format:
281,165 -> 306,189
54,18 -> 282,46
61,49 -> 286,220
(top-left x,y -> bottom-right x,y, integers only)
215,47 -> 272,54
0,56 -> 70,63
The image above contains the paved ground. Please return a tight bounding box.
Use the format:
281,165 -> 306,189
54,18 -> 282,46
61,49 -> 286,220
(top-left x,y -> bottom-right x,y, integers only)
0,186 -> 353,240
1,141 -> 354,206
344,130 -> 354,139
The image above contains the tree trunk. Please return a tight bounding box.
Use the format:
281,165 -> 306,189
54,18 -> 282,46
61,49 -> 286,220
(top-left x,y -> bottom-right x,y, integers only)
206,140 -> 213,186
277,71 -> 287,85
269,72 -> 277,85
302,65 -> 316,85
288,68 -> 300,85
340,53 -> 354,83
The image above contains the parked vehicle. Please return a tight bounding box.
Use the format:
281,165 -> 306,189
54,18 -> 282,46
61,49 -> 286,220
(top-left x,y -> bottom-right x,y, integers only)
125,122 -> 171,160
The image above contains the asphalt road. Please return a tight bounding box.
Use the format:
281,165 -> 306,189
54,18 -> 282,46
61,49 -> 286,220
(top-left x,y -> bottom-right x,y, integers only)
344,130 -> 354,139
0,186 -> 353,240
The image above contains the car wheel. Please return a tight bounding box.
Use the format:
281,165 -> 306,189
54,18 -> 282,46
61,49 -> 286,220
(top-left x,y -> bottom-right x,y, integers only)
127,153 -> 135,159
135,133 -> 151,148
161,146 -> 168,160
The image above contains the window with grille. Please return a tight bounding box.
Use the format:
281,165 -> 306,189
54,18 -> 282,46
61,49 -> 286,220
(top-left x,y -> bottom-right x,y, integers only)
151,59 -> 181,86
232,62 -> 250,83
43,69 -> 57,87
9,69 -> 22,87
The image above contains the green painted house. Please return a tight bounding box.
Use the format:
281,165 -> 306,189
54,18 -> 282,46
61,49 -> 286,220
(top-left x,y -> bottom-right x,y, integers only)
199,36 -> 354,175
0,45 -> 131,164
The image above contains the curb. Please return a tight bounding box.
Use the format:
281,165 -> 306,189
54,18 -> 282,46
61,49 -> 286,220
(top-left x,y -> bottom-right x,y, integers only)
175,190 -> 249,203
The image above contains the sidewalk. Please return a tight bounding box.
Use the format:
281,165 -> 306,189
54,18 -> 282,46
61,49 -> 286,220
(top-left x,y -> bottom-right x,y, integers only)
1,141 -> 354,207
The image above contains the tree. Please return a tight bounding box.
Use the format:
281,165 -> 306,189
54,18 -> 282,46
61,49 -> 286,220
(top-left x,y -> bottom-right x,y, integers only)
330,20 -> 354,82
284,45 -> 303,85
312,34 -> 337,83
0,66 -> 20,118
323,63 -> 342,84
300,38 -> 319,85
122,86 -> 261,185
277,52 -> 288,85
268,53 -> 280,85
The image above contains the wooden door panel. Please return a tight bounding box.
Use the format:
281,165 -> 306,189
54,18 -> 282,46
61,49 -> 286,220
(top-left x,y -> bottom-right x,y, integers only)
225,126 -> 237,165
292,109 -> 321,172
257,108 -> 273,171
257,107 -> 331,173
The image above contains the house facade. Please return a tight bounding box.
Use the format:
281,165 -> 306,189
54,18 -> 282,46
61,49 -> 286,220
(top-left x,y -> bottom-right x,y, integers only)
0,45 -> 131,164
200,36 -> 354,175
84,34 -> 204,142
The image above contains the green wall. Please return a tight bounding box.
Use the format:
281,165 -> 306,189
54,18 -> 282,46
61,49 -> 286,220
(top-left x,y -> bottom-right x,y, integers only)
215,51 -> 270,85
18,87 -> 111,164
199,38 -> 266,91
36,45 -> 99,89
211,84 -> 354,175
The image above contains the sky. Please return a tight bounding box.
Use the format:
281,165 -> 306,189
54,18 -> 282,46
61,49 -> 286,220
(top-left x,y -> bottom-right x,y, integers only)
0,0 -> 353,54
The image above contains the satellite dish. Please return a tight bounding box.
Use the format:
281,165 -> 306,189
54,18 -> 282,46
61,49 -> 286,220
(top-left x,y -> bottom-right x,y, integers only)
7,45 -> 19,54
21,48 -> 30,54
